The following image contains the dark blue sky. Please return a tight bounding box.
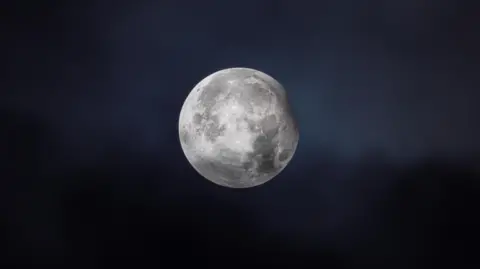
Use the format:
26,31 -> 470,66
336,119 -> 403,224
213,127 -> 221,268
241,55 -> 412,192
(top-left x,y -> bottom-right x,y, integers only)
2,0 -> 479,267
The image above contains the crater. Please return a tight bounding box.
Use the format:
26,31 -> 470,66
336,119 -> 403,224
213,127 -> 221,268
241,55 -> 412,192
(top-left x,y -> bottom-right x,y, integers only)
250,132 -> 278,174
180,130 -> 191,145
198,78 -> 227,107
260,114 -> 277,132
255,151 -> 276,174
193,113 -> 203,125
246,84 -> 272,107
247,121 -> 261,134
202,159 -> 246,183
218,147 -> 242,164
204,122 -> 226,143
278,149 -> 291,162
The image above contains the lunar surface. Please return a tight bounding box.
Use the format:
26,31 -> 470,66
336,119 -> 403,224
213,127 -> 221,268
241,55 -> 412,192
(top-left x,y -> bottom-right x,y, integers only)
178,67 -> 299,188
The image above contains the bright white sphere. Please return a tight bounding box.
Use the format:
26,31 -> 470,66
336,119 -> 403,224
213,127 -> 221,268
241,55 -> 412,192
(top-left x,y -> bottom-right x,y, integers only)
178,67 -> 299,188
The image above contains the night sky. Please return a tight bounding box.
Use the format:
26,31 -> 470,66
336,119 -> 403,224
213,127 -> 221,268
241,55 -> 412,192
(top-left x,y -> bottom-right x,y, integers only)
2,0 -> 480,267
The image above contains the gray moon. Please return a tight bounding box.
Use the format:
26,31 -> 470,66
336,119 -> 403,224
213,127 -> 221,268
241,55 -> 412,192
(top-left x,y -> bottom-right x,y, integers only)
178,67 -> 299,188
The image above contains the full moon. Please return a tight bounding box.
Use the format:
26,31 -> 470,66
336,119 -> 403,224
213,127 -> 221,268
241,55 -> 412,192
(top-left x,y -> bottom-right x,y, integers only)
178,67 -> 299,188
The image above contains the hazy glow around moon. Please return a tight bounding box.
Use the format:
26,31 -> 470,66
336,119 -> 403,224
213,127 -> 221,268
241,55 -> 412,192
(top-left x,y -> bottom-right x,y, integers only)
178,67 -> 299,188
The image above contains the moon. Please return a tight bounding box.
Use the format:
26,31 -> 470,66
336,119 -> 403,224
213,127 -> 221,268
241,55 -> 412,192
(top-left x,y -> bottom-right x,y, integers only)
178,67 -> 299,188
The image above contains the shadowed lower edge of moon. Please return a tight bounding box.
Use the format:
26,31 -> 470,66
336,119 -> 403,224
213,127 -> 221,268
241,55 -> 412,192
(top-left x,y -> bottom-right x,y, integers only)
180,128 -> 298,188
186,153 -> 289,189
